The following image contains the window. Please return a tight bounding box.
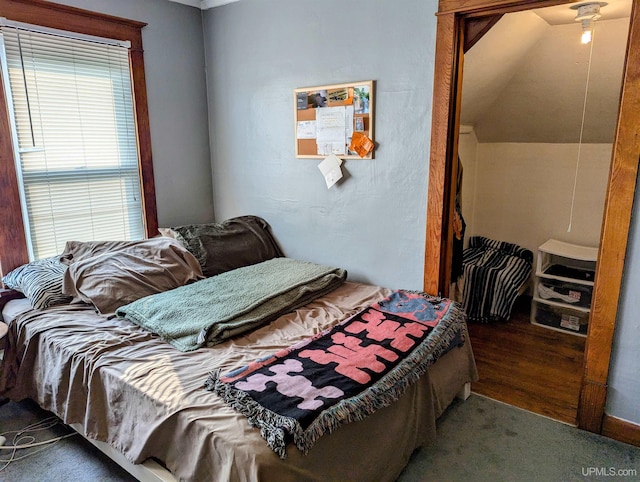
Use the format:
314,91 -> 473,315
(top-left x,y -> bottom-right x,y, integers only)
0,0 -> 157,276
0,23 -> 143,260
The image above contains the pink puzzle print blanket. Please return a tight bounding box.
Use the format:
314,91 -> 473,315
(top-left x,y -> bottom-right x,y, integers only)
205,290 -> 466,458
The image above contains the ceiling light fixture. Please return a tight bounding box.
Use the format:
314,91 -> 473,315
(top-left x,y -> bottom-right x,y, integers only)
572,2 -> 607,44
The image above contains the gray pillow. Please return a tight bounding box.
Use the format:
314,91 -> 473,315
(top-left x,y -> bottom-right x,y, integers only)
169,216 -> 283,277
61,237 -> 204,314
2,257 -> 72,310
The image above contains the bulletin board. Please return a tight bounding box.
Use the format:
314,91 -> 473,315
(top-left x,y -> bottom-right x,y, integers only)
294,80 -> 374,159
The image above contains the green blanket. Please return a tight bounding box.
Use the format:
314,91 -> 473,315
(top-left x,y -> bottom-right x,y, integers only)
116,258 -> 347,351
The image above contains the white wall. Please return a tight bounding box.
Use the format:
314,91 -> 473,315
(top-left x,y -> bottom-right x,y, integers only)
46,0 -> 214,227
457,127 -> 479,248
470,143 -> 611,260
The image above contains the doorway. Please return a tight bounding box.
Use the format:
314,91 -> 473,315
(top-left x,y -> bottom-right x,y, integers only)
455,1 -> 629,425
424,0 -> 640,434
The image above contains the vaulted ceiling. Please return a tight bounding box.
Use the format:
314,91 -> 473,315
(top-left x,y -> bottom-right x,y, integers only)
461,0 -> 631,144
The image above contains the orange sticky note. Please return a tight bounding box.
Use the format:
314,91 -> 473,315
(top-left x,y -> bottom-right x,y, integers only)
350,132 -> 374,158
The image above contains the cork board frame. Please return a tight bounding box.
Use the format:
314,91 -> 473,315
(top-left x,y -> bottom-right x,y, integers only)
294,80 -> 374,159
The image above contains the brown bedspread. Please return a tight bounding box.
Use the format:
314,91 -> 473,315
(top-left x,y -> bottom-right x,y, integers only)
0,282 -> 477,482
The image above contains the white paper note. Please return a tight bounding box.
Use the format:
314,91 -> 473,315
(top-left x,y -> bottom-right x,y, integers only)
318,154 -> 344,189
345,105 -> 354,138
317,142 -> 332,156
316,106 -> 346,144
296,120 -> 316,139
317,143 -> 346,157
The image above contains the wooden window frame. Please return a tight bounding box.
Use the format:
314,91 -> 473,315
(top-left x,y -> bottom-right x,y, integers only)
0,0 -> 158,276
425,0 -> 640,434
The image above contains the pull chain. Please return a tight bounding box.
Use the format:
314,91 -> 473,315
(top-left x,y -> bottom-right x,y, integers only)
568,26 -> 596,233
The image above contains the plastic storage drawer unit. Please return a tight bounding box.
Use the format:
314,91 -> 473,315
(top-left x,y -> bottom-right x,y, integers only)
536,278 -> 593,309
533,302 -> 589,335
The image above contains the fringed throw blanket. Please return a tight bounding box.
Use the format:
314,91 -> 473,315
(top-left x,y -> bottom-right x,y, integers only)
462,236 -> 533,322
205,290 -> 466,459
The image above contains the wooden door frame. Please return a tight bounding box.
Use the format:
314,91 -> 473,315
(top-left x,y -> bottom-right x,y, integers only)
424,0 -> 640,433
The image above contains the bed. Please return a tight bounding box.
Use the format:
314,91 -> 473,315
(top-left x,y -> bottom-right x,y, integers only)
0,216 -> 478,482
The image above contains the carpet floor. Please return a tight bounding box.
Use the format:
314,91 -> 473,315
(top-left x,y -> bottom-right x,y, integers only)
0,394 -> 638,481
397,394 -> 639,482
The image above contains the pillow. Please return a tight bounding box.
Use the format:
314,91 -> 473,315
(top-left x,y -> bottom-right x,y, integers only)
61,237 -> 204,315
157,227 -> 178,239
60,240 -> 162,265
167,215 -> 283,277
2,257 -> 72,310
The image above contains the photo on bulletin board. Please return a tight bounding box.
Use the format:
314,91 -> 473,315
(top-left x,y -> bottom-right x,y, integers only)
293,80 -> 374,159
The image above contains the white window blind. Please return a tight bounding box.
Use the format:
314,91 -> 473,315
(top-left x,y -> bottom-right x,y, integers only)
0,23 -> 144,260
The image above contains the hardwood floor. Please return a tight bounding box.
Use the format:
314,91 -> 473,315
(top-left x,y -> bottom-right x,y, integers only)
467,296 -> 586,425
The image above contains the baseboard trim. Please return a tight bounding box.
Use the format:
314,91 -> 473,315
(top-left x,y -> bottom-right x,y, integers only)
602,414 -> 640,447
578,380 -> 607,432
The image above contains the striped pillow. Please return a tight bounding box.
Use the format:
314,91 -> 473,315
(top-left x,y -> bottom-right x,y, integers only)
2,257 -> 72,310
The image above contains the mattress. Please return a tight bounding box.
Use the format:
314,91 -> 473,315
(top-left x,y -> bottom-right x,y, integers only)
1,281 -> 477,482
1,297 -> 31,324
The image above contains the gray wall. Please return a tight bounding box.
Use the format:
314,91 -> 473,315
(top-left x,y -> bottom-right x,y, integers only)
203,0 -> 436,289
607,187 -> 640,425
203,0 -> 640,425
47,0 -> 214,227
